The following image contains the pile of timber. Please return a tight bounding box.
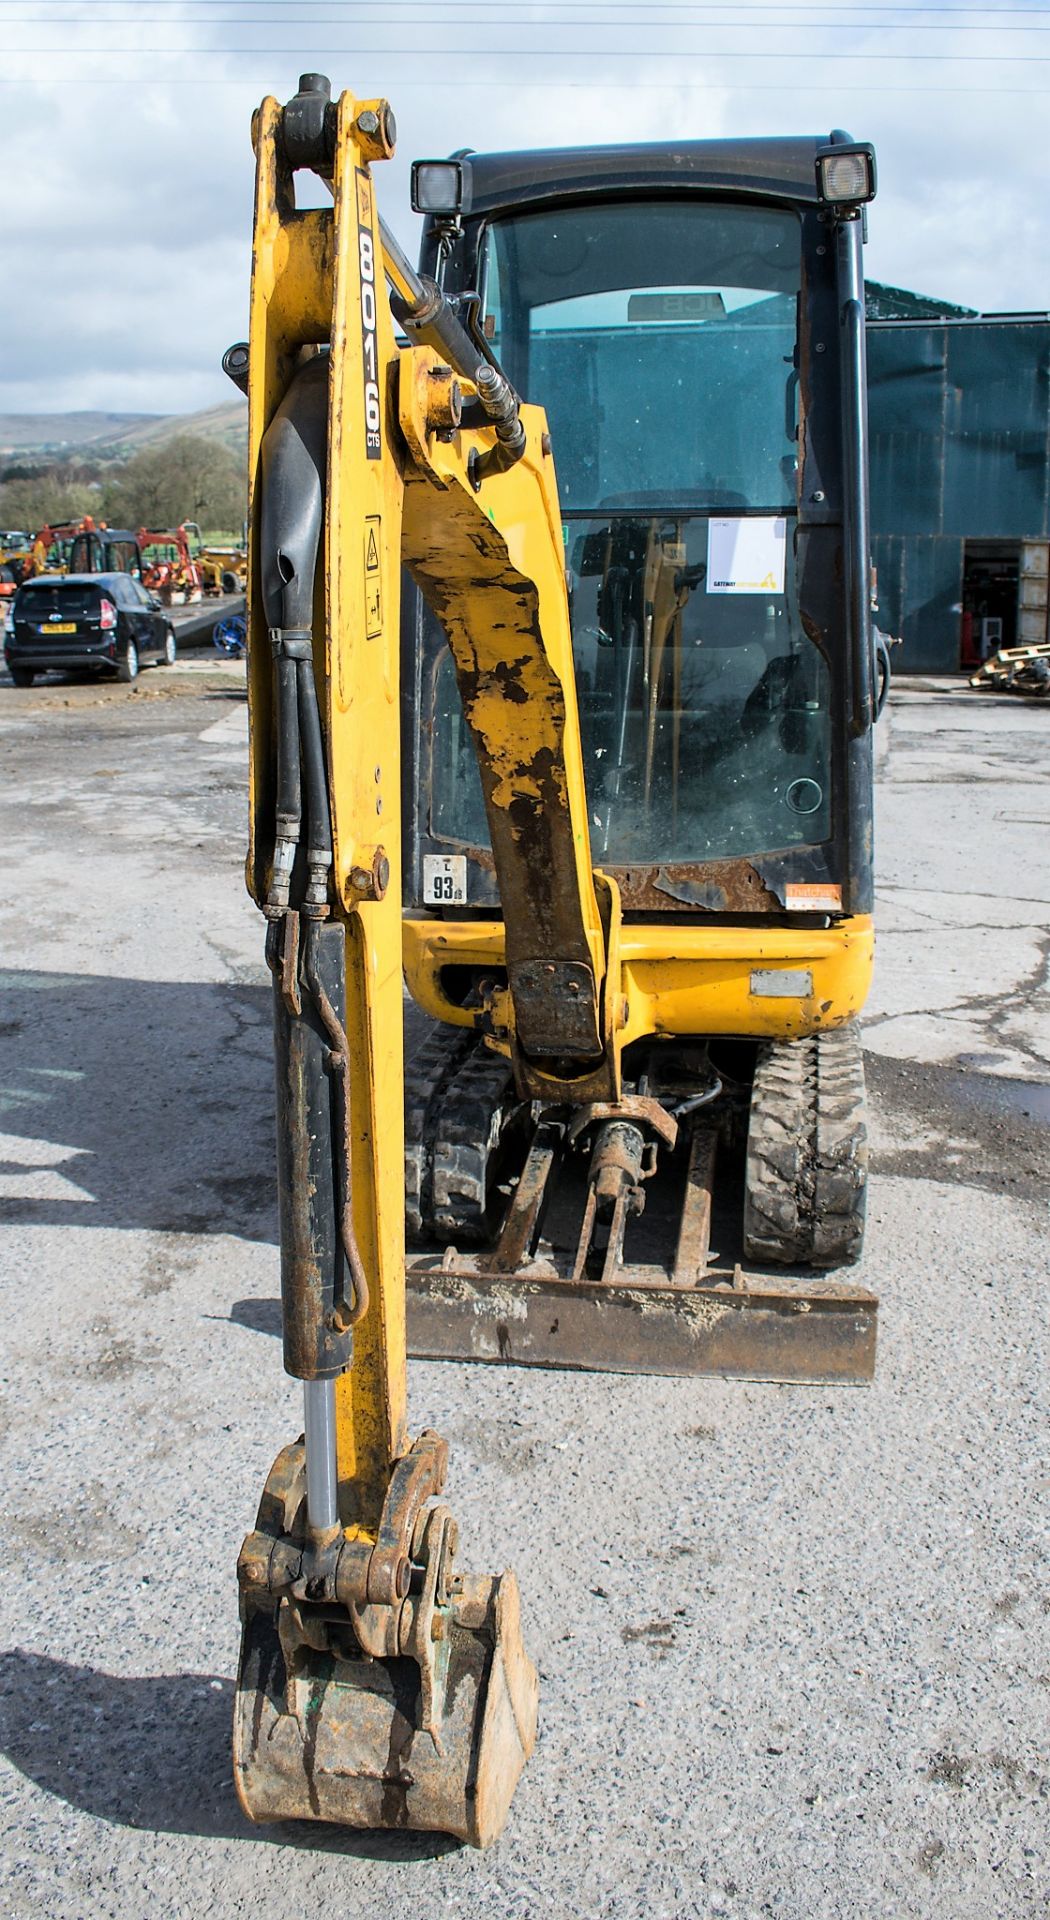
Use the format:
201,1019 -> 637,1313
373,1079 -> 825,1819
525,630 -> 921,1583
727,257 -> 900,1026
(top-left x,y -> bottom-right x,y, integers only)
970,641 -> 1050,698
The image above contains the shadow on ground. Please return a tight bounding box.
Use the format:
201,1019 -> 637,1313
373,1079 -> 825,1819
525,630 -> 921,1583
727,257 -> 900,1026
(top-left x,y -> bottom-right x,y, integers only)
228,1294 -> 282,1337
0,1648 -> 457,1860
0,969 -> 276,1240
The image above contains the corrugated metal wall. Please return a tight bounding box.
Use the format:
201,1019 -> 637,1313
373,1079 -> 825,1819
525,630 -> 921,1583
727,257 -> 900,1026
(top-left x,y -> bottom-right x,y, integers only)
867,318 -> 1050,671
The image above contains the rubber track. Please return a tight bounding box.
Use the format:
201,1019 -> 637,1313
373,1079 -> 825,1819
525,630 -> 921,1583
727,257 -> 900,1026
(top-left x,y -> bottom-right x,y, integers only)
429,1043 -> 517,1243
404,1025 -> 477,1241
742,1026 -> 868,1268
404,1027 -> 516,1244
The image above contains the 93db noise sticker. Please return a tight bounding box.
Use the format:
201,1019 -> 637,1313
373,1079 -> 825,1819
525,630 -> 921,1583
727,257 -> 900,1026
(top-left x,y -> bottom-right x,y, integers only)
423,855 -> 467,905
356,170 -> 381,460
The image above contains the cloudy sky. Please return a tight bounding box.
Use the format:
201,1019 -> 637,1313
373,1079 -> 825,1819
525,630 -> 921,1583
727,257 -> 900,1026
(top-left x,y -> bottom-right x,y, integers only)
2,0 -> 1048,416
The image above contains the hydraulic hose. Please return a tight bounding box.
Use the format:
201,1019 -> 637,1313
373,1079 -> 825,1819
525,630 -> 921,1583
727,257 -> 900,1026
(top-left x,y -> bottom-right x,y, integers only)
271,921 -> 357,1378
273,652 -> 302,908
259,354 -> 371,1567
470,363 -> 527,482
381,214 -> 525,478
258,355 -> 331,913
295,649 -> 333,910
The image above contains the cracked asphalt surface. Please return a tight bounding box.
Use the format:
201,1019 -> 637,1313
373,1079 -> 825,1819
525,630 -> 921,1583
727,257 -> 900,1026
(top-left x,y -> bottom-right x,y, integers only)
0,669 -> 1046,1919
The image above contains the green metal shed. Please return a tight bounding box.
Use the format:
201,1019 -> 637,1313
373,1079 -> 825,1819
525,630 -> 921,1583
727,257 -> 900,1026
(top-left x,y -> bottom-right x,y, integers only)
867,294 -> 1050,673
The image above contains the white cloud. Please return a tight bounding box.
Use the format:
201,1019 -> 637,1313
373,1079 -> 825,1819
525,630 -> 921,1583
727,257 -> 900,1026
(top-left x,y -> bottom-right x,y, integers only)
1,0 -> 1047,413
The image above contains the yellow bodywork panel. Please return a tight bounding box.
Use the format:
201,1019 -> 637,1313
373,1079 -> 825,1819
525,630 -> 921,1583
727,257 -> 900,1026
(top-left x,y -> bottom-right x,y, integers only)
403,913 -> 875,1045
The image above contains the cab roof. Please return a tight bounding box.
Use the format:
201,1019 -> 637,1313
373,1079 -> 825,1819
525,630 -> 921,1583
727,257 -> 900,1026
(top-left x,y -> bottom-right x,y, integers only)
454,137 -> 839,217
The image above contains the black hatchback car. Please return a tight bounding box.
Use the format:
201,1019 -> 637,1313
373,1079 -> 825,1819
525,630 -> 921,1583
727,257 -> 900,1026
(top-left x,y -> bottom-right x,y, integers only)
5,572 -> 177,686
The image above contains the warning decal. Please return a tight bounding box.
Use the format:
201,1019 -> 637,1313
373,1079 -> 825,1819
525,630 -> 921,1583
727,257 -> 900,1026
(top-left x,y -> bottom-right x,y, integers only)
364,515 -> 382,638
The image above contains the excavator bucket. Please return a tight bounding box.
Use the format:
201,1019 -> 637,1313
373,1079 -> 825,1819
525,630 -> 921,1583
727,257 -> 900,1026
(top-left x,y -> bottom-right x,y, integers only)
233,1444 -> 537,1848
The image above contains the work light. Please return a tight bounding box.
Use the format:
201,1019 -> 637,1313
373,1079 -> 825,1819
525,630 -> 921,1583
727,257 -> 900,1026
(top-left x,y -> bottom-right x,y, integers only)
411,160 -> 466,216
816,144 -> 876,209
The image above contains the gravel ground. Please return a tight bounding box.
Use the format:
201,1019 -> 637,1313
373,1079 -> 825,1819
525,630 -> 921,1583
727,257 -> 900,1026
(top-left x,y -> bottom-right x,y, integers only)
0,673 -> 1046,1919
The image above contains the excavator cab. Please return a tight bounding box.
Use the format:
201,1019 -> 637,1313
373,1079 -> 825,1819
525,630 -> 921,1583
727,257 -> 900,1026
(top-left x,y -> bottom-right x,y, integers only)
402,140 -> 880,1379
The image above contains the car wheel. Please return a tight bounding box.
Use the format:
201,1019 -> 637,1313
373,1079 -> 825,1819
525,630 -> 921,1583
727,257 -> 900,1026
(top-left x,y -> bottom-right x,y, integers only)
117,640 -> 139,684
162,627 -> 177,667
9,665 -> 34,688
222,570 -> 238,594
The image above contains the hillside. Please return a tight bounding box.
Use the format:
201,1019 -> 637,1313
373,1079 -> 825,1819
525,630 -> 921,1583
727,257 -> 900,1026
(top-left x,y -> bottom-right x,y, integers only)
0,411 -> 159,453
0,400 -> 248,463
105,402 -> 248,459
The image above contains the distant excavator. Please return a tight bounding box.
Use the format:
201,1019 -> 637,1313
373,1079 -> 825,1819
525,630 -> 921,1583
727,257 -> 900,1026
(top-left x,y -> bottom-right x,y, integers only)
228,74 -> 879,1848
27,518 -> 143,578
138,524 -> 204,602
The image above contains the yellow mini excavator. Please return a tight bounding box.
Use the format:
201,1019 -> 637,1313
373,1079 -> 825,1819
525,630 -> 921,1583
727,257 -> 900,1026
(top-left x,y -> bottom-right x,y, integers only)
228,74 -> 879,1847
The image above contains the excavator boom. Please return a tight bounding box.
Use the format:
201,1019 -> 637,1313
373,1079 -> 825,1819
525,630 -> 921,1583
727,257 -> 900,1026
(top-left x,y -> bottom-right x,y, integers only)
232,77 -> 540,1847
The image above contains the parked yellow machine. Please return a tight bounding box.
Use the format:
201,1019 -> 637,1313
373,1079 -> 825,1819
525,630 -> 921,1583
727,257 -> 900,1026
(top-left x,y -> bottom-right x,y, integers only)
195,526 -> 248,596
229,73 -> 880,1847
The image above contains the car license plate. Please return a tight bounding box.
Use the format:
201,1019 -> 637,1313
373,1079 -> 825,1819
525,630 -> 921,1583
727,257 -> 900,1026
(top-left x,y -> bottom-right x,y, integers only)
42,622 -> 77,633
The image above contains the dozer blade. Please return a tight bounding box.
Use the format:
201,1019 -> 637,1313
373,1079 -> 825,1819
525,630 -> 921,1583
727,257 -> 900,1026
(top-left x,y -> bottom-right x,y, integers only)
406,1256 -> 877,1384
405,1036 -> 876,1384
233,1442 -> 538,1848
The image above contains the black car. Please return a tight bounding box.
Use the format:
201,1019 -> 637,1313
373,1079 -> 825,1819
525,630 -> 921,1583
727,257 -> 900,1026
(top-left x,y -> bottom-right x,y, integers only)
5,572 -> 177,687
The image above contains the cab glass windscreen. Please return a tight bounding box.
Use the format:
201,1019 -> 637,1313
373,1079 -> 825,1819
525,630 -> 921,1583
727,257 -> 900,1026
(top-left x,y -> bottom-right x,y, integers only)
428,198 -> 831,871
479,198 -> 800,512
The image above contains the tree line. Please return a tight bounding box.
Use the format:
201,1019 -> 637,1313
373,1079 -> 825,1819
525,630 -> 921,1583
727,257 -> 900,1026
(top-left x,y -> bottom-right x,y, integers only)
0,434 -> 246,537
